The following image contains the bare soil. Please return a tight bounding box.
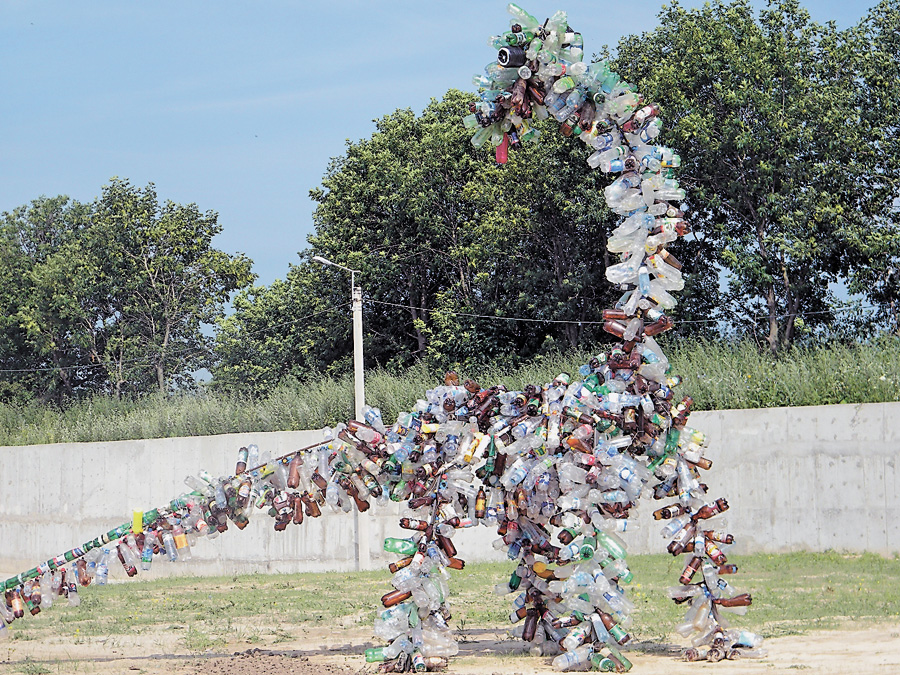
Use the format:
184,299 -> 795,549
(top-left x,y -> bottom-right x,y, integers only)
1,623 -> 898,675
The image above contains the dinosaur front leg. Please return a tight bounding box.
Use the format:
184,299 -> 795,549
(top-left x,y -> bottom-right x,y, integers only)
654,449 -> 766,662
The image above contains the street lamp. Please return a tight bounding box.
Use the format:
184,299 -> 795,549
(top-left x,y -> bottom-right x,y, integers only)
312,254 -> 369,571
312,256 -> 365,421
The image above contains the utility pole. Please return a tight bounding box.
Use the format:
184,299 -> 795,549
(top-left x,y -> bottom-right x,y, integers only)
351,281 -> 369,570
312,256 -> 369,570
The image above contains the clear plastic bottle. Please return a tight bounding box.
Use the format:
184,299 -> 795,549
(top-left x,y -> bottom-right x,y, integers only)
95,548 -> 111,585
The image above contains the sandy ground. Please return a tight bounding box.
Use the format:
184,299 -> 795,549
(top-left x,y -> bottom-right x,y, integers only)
1,623 -> 898,675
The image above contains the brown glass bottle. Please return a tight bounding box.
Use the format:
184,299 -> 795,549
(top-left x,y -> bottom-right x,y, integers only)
463,379 -> 480,394
27,583 -> 41,614
644,316 -> 674,337
688,456 -> 713,470
679,556 -> 703,585
338,476 -> 369,512
8,590 -> 24,619
659,248 -> 682,269
310,471 -> 328,491
381,589 -> 412,608
552,614 -> 580,629
437,534 -> 457,558
602,308 -> 629,321
522,608 -> 539,642
399,518 -> 430,531
667,524 -> 696,556
292,495 -> 304,525
672,396 -> 694,424
302,494 -> 322,518
287,455 -> 302,489
714,593 -> 752,608
694,498 -> 729,520
702,530 -> 733,545
388,556 -> 414,574
474,487 -> 487,518
599,611 -> 630,644
566,436 -> 592,454
654,503 -> 687,520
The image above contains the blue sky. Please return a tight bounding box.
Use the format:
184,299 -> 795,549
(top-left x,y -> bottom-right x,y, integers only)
1,0 -> 872,287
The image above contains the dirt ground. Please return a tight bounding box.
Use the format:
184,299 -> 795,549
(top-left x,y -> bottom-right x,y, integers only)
1,623 -> 898,675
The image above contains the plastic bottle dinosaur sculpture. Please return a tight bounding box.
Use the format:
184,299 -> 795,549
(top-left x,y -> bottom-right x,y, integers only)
0,5 -> 763,672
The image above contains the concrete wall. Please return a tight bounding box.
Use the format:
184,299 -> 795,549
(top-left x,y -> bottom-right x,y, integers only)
0,402 -> 897,581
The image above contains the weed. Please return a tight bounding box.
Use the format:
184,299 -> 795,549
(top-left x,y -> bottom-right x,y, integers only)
269,628 -> 294,644
180,627 -> 225,653
14,661 -> 51,675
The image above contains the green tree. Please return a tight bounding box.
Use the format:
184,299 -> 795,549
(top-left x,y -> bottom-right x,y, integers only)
215,91 -> 622,388
844,0 -> 900,333
614,0 -> 900,352
91,179 -> 255,394
0,196 -> 104,401
213,253 -> 352,393
216,92 -> 488,389
306,90 -> 492,367
0,180 -> 254,401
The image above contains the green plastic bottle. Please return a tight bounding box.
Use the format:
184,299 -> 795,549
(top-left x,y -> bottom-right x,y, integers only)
504,30 -> 535,46
606,643 -> 633,671
506,3 -> 541,31
595,530 -> 627,560
384,538 -> 418,556
590,654 -> 616,672
365,647 -> 386,663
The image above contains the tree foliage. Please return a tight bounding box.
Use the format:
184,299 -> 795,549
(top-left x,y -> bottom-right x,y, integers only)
9,1 -> 898,403
218,0 -> 900,388
614,0 -> 900,351
0,179 -> 253,402
215,90 -> 661,391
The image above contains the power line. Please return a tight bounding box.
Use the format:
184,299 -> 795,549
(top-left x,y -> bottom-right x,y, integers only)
366,298 -> 881,327
0,303 -> 352,375
0,296 -> 885,376
367,298 -> 606,324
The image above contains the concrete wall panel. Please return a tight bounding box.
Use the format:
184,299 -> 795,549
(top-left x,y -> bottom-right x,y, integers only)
0,402 -> 897,580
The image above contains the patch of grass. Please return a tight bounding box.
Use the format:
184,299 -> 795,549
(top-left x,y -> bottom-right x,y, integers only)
624,551 -> 900,641
5,552 -> 896,652
426,553 -> 900,642
180,627 -> 226,653
1,337 -> 899,445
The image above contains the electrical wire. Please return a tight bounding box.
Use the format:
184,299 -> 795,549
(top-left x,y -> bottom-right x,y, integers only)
0,303 -> 352,374
0,294 -> 885,376
366,298 -> 882,326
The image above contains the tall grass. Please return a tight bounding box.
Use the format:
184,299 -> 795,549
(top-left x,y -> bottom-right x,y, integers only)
1,337 -> 898,446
